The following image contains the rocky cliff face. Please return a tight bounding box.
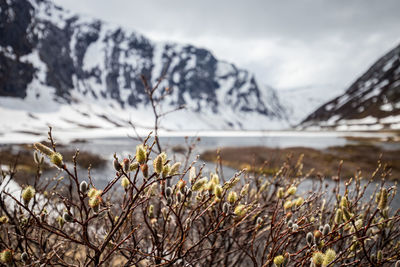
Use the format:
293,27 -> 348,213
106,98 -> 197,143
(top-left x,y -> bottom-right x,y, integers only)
0,0 -> 36,98
302,43 -> 400,130
0,0 -> 289,133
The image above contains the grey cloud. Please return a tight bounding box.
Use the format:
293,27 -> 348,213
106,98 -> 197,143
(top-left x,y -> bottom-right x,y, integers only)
55,0 -> 400,41
54,0 -> 400,90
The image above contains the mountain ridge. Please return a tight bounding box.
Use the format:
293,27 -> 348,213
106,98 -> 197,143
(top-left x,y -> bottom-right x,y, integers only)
0,0 -> 290,136
301,42 -> 400,131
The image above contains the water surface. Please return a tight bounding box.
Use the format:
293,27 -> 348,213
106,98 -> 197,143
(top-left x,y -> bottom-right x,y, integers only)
63,134 -> 399,210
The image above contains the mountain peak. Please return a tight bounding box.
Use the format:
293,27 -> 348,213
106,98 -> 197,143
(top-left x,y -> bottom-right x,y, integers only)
0,0 -> 289,135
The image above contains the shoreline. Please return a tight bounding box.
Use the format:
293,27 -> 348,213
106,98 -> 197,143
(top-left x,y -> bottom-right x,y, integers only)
0,127 -> 398,144
200,144 -> 400,181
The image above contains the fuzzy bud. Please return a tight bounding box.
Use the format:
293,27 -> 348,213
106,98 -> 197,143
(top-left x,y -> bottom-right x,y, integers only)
222,202 -> 230,214
33,150 -> 39,163
186,189 -> 192,199
147,183 -> 157,197
161,207 -> 168,220
306,232 -> 314,246
292,224 -> 299,231
0,216 -> 8,224
50,152 -> 64,168
286,211 -> 293,219
160,152 -> 167,162
277,187 -> 285,199
323,224 -> 331,235
340,196 -> 349,209
167,197 -> 173,206
21,252 -> 29,262
342,207 -> 351,221
334,209 -> 343,224
34,142 -> 53,156
234,204 -> 246,217
323,249 -> 336,266
122,158 -> 130,173
162,164 -> 170,178
140,163 -> 148,178
287,186 -> 297,195
165,187 -> 173,198
205,181 -> 215,193
33,151 -> 44,165
227,191 -> 238,204
79,181 -> 88,194
169,162 -> 181,176
62,212 -> 74,223
378,188 -> 388,210
370,255 -> 376,264
284,200 -> 293,210
40,212 -> 46,223
177,191 -> 183,202
177,179 -> 186,192
312,251 -> 324,266
153,154 -> 164,174
57,216 -> 65,228
0,249 -> 13,264
129,162 -> 139,171
287,220 -> 293,228
395,260 -> 400,267
113,158 -> 122,171
224,177 -> 240,190
22,186 -> 35,204
297,216 -> 306,225
314,230 -> 322,244
192,177 -> 208,191
148,205 -> 154,218
189,167 -> 196,184
136,145 -> 147,164
377,250 -> 382,263
211,173 -> 220,184
240,184 -> 249,196
121,177 -> 130,189
214,185 -> 223,199
89,195 -> 102,210
273,255 -> 284,266
88,188 -> 102,198
256,217 -> 263,226
294,197 -> 304,207
87,188 -> 97,198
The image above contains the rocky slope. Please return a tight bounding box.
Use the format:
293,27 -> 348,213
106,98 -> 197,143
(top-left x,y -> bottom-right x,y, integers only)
302,43 -> 400,130
0,0 -> 289,140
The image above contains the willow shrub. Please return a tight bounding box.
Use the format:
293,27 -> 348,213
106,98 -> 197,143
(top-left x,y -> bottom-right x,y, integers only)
0,131 -> 400,267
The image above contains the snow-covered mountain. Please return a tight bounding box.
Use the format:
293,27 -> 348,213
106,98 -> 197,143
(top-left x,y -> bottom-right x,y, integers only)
0,0 -> 289,141
278,84 -> 344,126
302,43 -> 400,131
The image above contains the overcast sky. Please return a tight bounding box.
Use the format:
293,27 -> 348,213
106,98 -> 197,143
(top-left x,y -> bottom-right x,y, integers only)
55,0 -> 400,93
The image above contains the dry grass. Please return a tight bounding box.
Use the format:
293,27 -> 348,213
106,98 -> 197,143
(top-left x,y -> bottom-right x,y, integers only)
0,144 -> 106,185
201,144 -> 400,179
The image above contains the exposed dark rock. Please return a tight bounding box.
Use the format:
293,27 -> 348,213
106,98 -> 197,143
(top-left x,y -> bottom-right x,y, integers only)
0,0 -> 288,129
0,0 -> 36,57
0,52 -> 35,97
0,0 -> 36,97
303,43 -> 400,127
